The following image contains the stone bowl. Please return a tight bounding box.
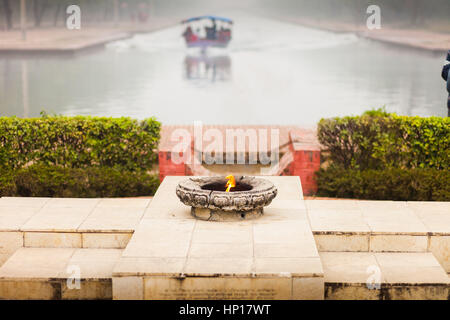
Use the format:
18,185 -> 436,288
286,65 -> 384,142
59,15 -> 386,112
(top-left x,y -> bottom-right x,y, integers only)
176,176 -> 277,221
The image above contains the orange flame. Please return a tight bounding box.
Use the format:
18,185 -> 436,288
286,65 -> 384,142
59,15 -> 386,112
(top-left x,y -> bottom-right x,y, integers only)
225,175 -> 236,192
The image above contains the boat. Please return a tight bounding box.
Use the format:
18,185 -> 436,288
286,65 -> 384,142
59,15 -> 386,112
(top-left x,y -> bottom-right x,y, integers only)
181,15 -> 233,49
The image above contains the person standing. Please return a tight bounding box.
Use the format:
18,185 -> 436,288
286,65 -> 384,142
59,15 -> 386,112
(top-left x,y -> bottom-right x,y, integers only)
442,51 -> 450,116
447,52 -> 450,117
183,26 -> 194,42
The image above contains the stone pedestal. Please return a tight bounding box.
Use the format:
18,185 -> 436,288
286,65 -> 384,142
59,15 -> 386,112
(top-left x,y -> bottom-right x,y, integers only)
112,176 -> 324,300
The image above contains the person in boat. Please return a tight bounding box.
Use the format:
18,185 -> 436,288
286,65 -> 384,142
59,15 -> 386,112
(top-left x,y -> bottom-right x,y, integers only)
442,51 -> 450,116
182,26 -> 195,42
217,22 -> 231,41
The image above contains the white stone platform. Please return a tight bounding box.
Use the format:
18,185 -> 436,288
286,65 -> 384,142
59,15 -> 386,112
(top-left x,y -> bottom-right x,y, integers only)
0,177 -> 449,300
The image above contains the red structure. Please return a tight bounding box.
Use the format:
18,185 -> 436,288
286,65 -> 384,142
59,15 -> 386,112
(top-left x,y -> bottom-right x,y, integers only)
158,128 -> 321,196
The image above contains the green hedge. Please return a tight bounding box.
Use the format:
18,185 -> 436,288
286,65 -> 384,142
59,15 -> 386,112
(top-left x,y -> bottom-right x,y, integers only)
318,112 -> 449,170
0,116 -> 161,170
1,165 -> 160,198
316,111 -> 449,200
316,167 -> 450,201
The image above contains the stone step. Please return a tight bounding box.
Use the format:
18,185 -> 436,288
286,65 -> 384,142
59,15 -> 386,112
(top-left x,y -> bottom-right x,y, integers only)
320,252 -> 450,300
306,200 -> 450,273
0,197 -> 149,267
0,248 -> 122,300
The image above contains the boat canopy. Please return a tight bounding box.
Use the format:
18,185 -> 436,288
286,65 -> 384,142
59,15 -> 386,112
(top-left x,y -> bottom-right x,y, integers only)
182,16 -> 233,24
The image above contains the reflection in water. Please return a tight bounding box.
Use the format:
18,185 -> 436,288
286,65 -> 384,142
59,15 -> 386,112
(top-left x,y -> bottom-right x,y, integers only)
184,54 -> 231,82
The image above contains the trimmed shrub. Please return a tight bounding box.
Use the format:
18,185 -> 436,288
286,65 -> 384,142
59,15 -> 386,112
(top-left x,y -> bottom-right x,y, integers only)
1,165 -> 160,198
0,116 -> 161,170
318,113 -> 449,170
316,167 -> 450,201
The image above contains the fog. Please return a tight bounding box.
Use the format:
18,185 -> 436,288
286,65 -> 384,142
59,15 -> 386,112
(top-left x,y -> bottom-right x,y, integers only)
1,0 -> 448,123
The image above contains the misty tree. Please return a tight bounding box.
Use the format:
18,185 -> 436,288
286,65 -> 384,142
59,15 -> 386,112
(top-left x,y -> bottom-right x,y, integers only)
0,0 -> 156,29
2,0 -> 12,29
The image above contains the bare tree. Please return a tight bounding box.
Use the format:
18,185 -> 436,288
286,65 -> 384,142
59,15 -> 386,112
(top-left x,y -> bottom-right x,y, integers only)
2,0 -> 13,30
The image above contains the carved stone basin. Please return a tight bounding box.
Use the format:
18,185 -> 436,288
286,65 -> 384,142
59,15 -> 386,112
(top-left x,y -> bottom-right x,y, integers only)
176,176 -> 277,221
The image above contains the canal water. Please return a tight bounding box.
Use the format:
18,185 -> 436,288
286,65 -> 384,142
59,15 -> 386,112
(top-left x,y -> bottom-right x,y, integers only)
0,15 -> 448,126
